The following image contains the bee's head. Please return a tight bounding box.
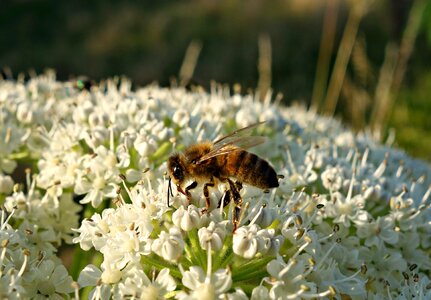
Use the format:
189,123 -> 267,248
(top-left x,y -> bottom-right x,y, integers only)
167,153 -> 187,189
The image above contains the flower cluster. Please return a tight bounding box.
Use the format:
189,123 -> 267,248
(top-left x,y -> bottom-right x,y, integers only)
1,72 -> 430,299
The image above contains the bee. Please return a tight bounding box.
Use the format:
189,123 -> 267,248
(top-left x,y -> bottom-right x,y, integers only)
167,122 -> 279,231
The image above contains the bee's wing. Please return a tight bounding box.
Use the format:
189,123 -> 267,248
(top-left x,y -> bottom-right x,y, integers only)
197,122 -> 267,164
212,121 -> 266,146
197,136 -> 267,164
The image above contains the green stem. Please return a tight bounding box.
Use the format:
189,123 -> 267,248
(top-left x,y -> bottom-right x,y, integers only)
213,236 -> 234,270
232,256 -> 273,282
187,229 -> 207,269
69,247 -> 94,280
184,243 -> 202,267
141,255 -> 182,279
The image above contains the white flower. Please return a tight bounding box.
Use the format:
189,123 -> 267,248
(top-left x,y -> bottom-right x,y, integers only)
25,259 -> 74,298
177,266 -> 232,300
321,166 -> 345,192
232,224 -> 276,258
356,215 -> 399,247
77,264 -> 112,300
267,257 -> 317,297
117,265 -> 176,299
359,243 -> 407,289
172,205 -> 201,231
324,191 -> 369,227
0,174 -> 14,194
198,221 -> 226,251
251,286 -> 269,300
73,203 -> 153,269
247,201 -> 278,228
151,227 -> 184,263
74,145 -> 121,207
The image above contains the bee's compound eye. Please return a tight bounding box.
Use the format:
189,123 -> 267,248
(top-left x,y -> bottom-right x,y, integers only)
173,166 -> 182,179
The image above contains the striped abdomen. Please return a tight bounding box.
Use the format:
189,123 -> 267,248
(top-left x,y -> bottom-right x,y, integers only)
220,150 -> 279,189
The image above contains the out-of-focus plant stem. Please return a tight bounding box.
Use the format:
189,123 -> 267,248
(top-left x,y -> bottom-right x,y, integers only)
322,2 -> 369,117
370,0 -> 427,137
257,34 -> 272,102
179,40 -> 202,87
310,0 -> 339,112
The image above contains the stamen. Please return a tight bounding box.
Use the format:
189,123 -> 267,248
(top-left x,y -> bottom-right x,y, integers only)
17,249 -> 30,278
25,168 -> 32,190
1,209 -> 15,230
36,250 -> 45,267
361,147 -> 369,168
421,185 -> 431,206
72,282 -> 80,300
27,173 -> 37,205
346,149 -> 354,162
205,241 -> 212,285
406,209 -> 421,221
346,153 -> 358,202
1,210 -> 5,227
373,157 -> 387,178
303,207 -> 319,229
0,241 -> 7,276
386,283 -> 393,300
219,190 -> 226,215
249,205 -> 264,226
279,259 -> 297,278
291,240 -> 310,261
121,177 -> 133,202
285,147 -> 297,174
301,288 -> 334,299
109,126 -> 115,152
314,242 -> 337,271
291,188 -> 309,214
286,288 -> 305,299
4,127 -> 11,144
92,285 -> 102,300
318,231 -> 335,242
395,164 -> 404,178
333,268 -> 362,283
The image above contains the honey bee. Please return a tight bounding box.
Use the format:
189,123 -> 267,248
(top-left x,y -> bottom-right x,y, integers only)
167,122 -> 279,231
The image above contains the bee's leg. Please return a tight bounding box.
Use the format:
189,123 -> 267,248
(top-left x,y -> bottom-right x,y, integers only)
203,180 -> 215,212
185,181 -> 198,204
217,190 -> 231,208
227,179 -> 242,232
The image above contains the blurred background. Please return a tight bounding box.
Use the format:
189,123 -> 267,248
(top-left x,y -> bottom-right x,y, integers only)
1,0 -> 430,161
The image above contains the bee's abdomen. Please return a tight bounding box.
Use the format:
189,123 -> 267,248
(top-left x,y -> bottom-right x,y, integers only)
225,150 -> 279,189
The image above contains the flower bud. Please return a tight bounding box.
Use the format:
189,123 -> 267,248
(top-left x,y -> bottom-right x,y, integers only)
198,221 -> 226,251
0,175 -> 14,194
151,227 -> 184,262
172,205 -> 201,231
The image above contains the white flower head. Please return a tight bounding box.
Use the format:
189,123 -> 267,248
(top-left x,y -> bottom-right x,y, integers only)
2,74 -> 431,299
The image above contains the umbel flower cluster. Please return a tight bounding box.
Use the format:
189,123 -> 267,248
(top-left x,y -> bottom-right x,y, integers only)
0,71 -> 430,299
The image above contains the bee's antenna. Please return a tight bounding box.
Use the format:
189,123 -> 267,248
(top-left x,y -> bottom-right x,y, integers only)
167,177 -> 173,207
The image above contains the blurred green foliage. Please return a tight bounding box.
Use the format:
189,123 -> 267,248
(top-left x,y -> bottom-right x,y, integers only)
0,0 -> 430,160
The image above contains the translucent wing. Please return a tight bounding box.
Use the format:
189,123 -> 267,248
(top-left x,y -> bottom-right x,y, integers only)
213,121 -> 266,146
197,122 -> 267,164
